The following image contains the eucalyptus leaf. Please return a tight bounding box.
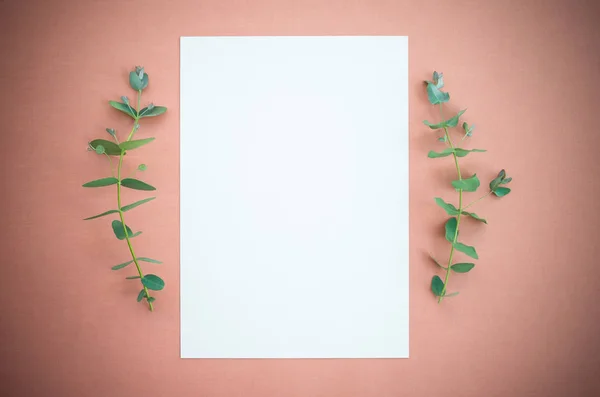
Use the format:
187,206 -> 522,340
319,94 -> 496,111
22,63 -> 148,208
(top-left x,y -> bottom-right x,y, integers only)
445,109 -> 467,128
109,100 -> 137,119
431,275 -> 445,296
95,145 -> 105,155
454,242 -> 479,259
121,197 -> 156,212
493,187 -> 511,197
121,178 -> 156,191
426,83 -> 450,105
434,198 -> 460,215
119,137 -> 155,151
89,139 -> 122,156
461,211 -> 487,224
501,177 -> 512,184
429,253 -> 447,269
141,274 -> 165,291
111,260 -> 133,270
137,289 -> 146,302
129,70 -> 148,91
444,291 -> 459,297
453,148 -> 486,157
105,128 -> 116,138
111,220 -> 136,240
452,174 -> 480,192
428,148 -> 455,158
147,297 -> 156,303
138,106 -> 167,118
137,257 -> 162,264
451,263 -> 475,273
445,217 -> 458,242
83,209 -> 119,220
82,177 -> 119,188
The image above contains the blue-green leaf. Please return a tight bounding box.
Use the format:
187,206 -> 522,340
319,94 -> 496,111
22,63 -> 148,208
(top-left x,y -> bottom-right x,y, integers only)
452,174 -> 480,192
121,197 -> 156,212
434,198 -> 460,216
137,289 -> 146,302
428,148 -> 455,158
451,263 -> 475,273
82,177 -> 119,188
138,106 -> 167,118
454,242 -> 479,259
119,138 -> 155,151
121,178 -> 156,191
83,209 -> 119,220
147,297 -> 156,303
445,217 -> 458,243
142,274 -> 165,291
89,139 -> 122,155
462,211 -> 487,224
429,253 -> 447,270
493,187 -> 511,197
426,83 -> 450,105
137,257 -> 162,264
445,109 -> 466,128
444,291 -> 459,298
129,70 -> 148,91
109,100 -> 137,119
111,220 -> 138,240
431,275 -> 445,296
453,148 -> 486,157
112,260 -> 133,270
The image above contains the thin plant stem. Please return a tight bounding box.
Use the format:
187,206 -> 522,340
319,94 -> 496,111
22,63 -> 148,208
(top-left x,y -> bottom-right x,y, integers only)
438,103 -> 463,303
463,191 -> 492,210
116,92 -> 153,311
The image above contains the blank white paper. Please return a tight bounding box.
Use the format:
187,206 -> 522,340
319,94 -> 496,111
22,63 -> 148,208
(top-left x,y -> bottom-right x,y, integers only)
180,36 -> 409,358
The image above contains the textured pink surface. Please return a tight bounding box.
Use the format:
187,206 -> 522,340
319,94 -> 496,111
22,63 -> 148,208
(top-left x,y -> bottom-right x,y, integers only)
1,0 -> 600,396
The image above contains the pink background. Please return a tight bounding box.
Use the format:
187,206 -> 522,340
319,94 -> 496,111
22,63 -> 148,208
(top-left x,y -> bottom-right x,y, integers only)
1,0 -> 599,396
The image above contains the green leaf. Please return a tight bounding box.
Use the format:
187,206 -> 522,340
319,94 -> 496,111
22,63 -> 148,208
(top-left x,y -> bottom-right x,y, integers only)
109,100 -> 137,118
444,291 -> 459,298
83,209 -> 119,220
428,148 -> 455,158
445,109 -> 466,128
452,174 -> 480,192
433,71 -> 444,88
105,128 -> 116,139
111,220 -> 137,240
137,257 -> 162,264
126,276 -> 141,279
454,242 -> 479,259
445,217 -> 457,243
429,253 -> 447,269
121,178 -> 156,191
138,106 -> 167,118
451,263 -> 475,273
137,289 -> 146,302
95,145 -> 105,155
501,177 -> 512,185
493,187 -> 511,197
121,197 -> 156,212
489,170 -> 506,191
138,164 -> 147,171
147,297 -> 156,303
111,260 -> 133,270
423,119 -> 447,130
453,148 -> 486,157
129,70 -> 148,91
426,83 -> 450,105
82,177 -> 119,188
431,275 -> 445,296
434,198 -> 460,215
119,137 -> 155,151
142,274 -> 165,291
461,211 -> 487,224
89,139 -> 122,155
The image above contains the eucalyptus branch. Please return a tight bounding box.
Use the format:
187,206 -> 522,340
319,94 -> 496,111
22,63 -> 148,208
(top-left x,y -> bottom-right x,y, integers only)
423,71 -> 513,302
82,66 -> 168,311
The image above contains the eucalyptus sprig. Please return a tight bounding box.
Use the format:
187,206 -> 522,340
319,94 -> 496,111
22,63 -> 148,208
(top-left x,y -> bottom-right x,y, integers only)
424,71 -> 513,303
83,66 -> 167,311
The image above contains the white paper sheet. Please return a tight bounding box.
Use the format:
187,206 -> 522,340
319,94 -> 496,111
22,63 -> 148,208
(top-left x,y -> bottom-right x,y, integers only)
180,36 -> 409,358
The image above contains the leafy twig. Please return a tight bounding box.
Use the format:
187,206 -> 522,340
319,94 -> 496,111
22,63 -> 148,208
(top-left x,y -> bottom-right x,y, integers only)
423,71 -> 513,302
83,66 -> 168,311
